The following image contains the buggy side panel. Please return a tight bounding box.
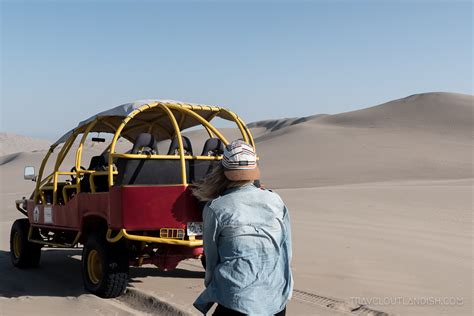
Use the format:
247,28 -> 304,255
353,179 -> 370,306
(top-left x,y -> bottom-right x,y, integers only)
27,186 -> 200,231
27,193 -> 109,230
109,185 -> 202,230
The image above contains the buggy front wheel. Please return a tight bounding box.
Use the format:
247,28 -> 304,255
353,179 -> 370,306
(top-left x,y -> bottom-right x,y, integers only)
10,219 -> 42,268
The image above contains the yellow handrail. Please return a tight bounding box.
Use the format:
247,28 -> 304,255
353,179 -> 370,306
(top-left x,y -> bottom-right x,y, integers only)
111,153 -> 221,160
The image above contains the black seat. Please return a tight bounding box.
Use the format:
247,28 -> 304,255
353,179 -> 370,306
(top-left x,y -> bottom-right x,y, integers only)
132,133 -> 158,154
88,155 -> 107,171
81,154 -> 109,192
116,160 -> 187,185
115,133 -> 187,185
168,136 -> 193,155
201,138 -> 224,156
191,138 -> 224,183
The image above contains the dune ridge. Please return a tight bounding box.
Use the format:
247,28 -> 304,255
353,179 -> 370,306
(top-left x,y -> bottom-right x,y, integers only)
253,92 -> 473,188
0,133 -> 51,157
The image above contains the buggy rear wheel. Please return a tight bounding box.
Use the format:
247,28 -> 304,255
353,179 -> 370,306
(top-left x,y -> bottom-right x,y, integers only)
81,233 -> 129,298
10,218 -> 42,268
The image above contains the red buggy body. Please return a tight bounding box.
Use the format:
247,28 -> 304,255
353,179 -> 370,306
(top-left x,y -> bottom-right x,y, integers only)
10,100 -> 256,297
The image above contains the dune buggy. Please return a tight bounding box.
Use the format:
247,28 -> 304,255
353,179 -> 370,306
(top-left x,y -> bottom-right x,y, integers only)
10,100 -> 256,297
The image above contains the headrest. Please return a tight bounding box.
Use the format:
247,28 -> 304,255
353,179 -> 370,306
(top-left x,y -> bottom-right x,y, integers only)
201,138 -> 224,156
168,136 -> 193,155
88,155 -> 107,171
132,133 -> 158,154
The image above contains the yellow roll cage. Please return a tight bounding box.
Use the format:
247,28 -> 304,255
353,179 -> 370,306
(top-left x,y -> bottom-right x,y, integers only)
33,101 -> 254,206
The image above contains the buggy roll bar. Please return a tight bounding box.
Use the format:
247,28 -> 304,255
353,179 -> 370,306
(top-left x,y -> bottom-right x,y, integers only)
33,101 -> 254,204
106,102 -> 253,186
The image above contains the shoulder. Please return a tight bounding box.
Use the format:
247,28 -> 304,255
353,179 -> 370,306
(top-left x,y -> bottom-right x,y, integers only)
259,187 -> 285,206
203,201 -> 218,219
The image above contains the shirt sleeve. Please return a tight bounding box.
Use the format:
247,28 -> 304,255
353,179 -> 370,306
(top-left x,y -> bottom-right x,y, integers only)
203,203 -> 220,287
282,203 -> 294,301
283,204 -> 292,263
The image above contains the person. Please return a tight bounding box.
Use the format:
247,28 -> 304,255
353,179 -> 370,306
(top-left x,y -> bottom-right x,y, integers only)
192,140 -> 293,316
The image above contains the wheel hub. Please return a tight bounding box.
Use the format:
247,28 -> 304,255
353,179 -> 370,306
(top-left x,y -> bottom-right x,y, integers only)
87,249 -> 103,285
12,231 -> 21,258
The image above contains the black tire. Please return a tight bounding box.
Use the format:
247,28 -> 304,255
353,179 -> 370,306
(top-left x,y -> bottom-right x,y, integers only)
10,218 -> 42,268
81,233 -> 129,298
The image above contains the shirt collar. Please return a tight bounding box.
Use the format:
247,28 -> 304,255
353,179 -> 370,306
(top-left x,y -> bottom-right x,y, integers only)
222,182 -> 255,196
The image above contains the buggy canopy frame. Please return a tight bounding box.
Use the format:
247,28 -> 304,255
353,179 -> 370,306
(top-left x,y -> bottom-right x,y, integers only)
35,100 -> 254,204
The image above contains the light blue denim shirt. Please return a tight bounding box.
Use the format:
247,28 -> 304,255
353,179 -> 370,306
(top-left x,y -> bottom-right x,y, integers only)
194,184 -> 293,315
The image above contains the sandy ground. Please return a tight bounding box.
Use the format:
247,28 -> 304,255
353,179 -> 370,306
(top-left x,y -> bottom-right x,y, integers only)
0,186 -> 336,316
1,179 -> 471,315
0,92 -> 473,315
279,180 -> 472,315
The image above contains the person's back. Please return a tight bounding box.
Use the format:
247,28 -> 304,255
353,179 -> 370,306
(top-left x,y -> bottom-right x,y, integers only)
193,140 -> 293,316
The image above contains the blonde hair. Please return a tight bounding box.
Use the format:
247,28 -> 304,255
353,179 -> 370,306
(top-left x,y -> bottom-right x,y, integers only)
192,164 -> 251,202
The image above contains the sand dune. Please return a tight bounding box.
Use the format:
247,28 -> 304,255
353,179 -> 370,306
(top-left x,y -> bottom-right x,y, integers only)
0,92 -> 472,315
0,133 -> 51,157
317,92 -> 472,135
251,92 -> 472,136
254,92 -> 473,188
248,114 -> 327,133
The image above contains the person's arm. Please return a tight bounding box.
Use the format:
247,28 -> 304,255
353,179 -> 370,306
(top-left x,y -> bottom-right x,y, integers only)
203,204 -> 220,287
282,203 -> 294,301
282,205 -> 292,262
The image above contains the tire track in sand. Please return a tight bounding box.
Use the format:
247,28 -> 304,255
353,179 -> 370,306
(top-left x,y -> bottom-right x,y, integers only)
292,289 -> 389,316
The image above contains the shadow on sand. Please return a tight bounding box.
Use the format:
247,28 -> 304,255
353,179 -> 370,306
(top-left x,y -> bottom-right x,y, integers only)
0,248 -> 85,297
130,266 -> 204,281
0,249 -> 204,298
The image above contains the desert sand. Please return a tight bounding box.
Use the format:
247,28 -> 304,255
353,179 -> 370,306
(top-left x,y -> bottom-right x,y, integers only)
0,92 -> 472,315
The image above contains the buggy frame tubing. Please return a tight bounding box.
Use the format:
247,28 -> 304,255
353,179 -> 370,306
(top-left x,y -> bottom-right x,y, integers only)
53,119 -> 98,204
34,147 -> 54,204
74,119 -> 99,190
28,226 -> 81,248
237,116 -> 255,149
51,131 -> 78,204
111,154 -> 221,160
53,133 -> 77,172
108,103 -> 185,186
60,101 -> 249,187
33,102 -> 253,204
106,229 -> 203,247
165,104 -> 230,145
107,102 -> 246,186
124,116 -> 172,139
161,104 -> 187,183
219,108 -> 251,145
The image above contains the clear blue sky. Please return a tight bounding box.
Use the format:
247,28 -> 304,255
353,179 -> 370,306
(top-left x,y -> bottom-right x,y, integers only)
1,0 -> 472,140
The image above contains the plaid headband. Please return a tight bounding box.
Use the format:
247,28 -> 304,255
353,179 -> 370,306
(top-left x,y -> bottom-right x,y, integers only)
222,140 -> 257,170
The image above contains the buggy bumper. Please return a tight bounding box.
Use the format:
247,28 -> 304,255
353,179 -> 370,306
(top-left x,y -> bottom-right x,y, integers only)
106,229 -> 203,247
